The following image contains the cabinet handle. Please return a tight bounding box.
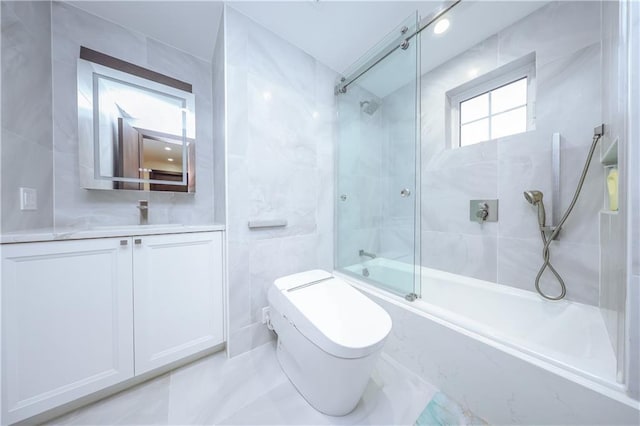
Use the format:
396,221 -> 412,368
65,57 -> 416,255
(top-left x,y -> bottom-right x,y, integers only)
134,239 -> 142,245
120,240 -> 128,246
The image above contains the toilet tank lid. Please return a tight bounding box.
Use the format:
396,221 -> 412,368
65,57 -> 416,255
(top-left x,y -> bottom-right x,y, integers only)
273,269 -> 334,291
271,270 -> 392,358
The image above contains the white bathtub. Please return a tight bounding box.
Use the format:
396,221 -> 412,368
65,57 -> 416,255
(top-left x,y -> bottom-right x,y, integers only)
339,258 -> 640,425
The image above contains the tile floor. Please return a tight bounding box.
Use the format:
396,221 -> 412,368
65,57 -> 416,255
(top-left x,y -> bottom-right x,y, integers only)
48,342 -> 440,425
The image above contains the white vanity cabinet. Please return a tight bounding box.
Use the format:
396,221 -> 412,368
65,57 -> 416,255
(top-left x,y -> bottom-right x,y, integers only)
1,230 -> 225,424
132,232 -> 224,374
1,238 -> 135,425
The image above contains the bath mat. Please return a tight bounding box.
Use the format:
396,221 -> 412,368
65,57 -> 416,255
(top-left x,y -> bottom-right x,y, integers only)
415,392 -> 487,426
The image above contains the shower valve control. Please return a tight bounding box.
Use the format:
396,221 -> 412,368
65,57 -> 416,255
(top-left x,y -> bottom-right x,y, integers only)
470,199 -> 498,224
476,203 -> 489,222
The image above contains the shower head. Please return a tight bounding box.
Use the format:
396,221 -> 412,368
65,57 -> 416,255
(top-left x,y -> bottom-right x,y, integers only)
524,190 -> 546,227
360,100 -> 380,115
524,190 -> 544,205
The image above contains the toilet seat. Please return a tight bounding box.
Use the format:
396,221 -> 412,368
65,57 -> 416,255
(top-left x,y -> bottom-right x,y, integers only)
268,270 -> 392,359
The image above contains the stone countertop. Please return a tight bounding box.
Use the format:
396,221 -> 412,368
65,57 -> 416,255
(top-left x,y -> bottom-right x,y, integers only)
1,224 -> 226,244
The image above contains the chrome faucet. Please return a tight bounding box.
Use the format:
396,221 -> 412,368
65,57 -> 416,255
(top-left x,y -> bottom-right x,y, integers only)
137,200 -> 149,225
359,249 -> 376,259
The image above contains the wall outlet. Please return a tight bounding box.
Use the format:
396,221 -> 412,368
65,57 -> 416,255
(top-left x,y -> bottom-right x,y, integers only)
261,307 -> 271,324
19,187 -> 37,210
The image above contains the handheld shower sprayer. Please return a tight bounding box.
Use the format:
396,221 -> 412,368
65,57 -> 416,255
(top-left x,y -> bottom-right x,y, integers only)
525,125 -> 604,301
523,190 -> 546,227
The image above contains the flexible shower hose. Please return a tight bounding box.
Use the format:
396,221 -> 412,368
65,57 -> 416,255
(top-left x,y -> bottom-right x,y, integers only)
535,133 -> 602,301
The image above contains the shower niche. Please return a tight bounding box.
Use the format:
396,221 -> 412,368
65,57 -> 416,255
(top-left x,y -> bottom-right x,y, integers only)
601,138 -> 619,212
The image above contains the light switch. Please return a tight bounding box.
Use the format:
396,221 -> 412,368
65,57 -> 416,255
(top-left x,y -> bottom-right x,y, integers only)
20,187 -> 37,210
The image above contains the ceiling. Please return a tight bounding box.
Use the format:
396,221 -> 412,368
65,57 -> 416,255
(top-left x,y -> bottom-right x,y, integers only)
68,1 -> 450,73
68,1 -> 225,62
227,1 -> 449,73
69,1 -> 548,83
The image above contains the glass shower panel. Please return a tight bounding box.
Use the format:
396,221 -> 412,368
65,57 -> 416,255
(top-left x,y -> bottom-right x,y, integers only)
335,13 -> 420,299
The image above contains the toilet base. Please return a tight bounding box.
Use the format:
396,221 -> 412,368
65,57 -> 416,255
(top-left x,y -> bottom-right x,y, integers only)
271,308 -> 381,416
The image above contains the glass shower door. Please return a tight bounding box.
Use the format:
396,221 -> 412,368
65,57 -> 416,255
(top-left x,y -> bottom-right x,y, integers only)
335,13 -> 420,299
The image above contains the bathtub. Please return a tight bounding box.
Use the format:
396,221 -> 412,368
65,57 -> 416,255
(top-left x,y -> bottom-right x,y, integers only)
338,258 -> 640,425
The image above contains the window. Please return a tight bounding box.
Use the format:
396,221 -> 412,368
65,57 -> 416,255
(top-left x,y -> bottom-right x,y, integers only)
459,78 -> 528,146
447,53 -> 535,147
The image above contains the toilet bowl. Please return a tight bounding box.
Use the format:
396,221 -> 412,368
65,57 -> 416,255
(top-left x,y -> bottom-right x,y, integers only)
267,269 -> 392,416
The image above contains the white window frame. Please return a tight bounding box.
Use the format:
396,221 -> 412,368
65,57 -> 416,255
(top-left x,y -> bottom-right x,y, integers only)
446,52 -> 536,148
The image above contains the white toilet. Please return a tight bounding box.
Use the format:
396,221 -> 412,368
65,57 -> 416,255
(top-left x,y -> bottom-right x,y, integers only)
267,269 -> 392,416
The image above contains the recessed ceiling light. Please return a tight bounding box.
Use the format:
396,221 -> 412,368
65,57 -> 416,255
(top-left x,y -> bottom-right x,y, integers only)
433,19 -> 450,35
263,91 -> 272,101
164,147 -> 172,151
167,158 -> 174,162
312,111 -> 320,119
468,68 -> 479,78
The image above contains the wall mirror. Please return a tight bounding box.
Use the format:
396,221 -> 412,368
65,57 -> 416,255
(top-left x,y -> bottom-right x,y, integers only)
77,47 -> 196,192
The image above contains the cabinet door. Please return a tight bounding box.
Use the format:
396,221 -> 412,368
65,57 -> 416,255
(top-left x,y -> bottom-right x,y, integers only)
1,238 -> 134,424
133,232 -> 224,374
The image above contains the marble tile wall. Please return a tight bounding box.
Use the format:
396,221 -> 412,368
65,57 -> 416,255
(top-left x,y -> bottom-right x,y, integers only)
212,15 -> 225,224
224,6 -> 336,356
419,31 -> 499,283
50,2 -> 215,229
416,1 -> 603,304
1,1 -> 54,232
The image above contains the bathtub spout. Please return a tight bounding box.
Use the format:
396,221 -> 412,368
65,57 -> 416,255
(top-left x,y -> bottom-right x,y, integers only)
359,249 -> 376,259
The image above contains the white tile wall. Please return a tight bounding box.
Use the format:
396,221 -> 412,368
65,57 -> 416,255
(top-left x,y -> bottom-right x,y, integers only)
413,1 -> 603,304
212,14 -> 226,224
224,6 -> 336,356
1,1 -> 54,232
49,2 -> 216,229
